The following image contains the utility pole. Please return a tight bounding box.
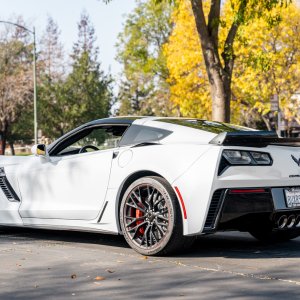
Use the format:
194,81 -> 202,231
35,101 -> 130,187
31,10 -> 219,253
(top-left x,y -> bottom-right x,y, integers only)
33,27 -> 38,144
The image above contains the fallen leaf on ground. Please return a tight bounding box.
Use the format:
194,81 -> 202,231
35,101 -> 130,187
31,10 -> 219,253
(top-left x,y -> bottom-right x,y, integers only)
71,274 -> 77,279
94,276 -> 105,281
106,269 -> 115,273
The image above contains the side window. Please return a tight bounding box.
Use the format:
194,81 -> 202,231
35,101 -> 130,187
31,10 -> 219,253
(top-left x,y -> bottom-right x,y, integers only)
119,125 -> 172,147
53,125 -> 128,156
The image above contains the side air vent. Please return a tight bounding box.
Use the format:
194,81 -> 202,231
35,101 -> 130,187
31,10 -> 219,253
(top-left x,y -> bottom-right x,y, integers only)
203,189 -> 225,231
0,168 -> 20,202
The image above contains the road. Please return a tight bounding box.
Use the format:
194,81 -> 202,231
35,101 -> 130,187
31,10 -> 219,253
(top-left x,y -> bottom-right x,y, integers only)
1,227 -> 300,299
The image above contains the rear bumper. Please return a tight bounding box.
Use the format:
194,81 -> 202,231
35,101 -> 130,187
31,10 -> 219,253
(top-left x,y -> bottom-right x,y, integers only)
203,186 -> 300,233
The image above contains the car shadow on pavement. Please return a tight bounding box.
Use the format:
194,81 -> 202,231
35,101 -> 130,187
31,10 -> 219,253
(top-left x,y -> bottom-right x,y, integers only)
0,226 -> 130,249
1,226 -> 300,259
181,232 -> 300,259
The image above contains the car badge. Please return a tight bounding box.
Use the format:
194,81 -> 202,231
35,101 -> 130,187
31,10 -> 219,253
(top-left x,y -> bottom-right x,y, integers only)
291,155 -> 300,166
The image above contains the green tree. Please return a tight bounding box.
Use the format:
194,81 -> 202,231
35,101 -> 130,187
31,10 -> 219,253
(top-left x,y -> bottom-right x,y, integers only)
63,12 -> 112,130
116,0 -> 174,116
39,13 -> 112,140
38,17 -> 67,139
0,19 -> 33,154
8,107 -> 33,155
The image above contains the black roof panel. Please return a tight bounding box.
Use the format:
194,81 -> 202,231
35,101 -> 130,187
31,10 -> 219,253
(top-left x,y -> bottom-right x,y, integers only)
85,116 -> 144,126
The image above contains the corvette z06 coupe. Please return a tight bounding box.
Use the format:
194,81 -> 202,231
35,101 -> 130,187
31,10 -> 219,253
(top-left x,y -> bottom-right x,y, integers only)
1,117 -> 300,255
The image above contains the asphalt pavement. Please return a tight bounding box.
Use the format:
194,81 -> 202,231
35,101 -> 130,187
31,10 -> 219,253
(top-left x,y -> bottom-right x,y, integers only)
1,227 -> 300,299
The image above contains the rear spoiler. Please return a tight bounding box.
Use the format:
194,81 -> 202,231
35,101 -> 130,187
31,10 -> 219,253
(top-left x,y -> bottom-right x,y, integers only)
209,131 -> 300,147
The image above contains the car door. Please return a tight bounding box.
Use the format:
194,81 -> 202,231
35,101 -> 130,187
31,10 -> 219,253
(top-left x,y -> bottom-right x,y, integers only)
18,125 -> 127,221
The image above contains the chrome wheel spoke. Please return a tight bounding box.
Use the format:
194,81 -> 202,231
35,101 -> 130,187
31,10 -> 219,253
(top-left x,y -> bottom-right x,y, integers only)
125,216 -> 144,220
156,222 -> 168,228
126,202 -> 145,212
156,215 -> 168,222
152,192 -> 158,207
141,223 -> 150,247
130,221 -> 148,240
149,228 -> 157,245
128,221 -> 147,233
132,190 -> 146,209
144,186 -> 152,208
125,202 -> 137,209
154,195 -> 164,207
155,221 -> 166,236
126,216 -> 145,228
149,226 -> 154,246
158,207 -> 168,214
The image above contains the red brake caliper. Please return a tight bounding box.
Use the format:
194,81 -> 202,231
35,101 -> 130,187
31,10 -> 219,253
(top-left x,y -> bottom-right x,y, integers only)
136,207 -> 145,234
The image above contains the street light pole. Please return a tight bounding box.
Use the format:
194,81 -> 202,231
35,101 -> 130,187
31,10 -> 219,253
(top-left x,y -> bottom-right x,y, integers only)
32,27 -> 38,144
0,21 -> 38,144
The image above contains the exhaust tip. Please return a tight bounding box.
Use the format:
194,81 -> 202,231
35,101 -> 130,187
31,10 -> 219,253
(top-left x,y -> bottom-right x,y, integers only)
277,215 -> 288,229
287,215 -> 296,228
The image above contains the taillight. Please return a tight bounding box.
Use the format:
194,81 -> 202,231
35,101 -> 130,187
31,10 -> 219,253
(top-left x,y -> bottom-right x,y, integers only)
218,150 -> 272,175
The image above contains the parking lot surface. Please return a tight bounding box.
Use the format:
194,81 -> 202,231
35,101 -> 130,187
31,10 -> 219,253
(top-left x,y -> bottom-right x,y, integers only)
1,227 -> 300,299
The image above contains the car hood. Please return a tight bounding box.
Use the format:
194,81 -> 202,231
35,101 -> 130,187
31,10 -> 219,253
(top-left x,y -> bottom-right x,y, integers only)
0,155 -> 32,167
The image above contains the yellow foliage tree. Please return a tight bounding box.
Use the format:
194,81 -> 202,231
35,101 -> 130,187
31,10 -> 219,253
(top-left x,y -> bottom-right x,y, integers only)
164,0 -> 242,121
163,0 -> 211,119
164,0 -> 300,129
233,2 -> 300,130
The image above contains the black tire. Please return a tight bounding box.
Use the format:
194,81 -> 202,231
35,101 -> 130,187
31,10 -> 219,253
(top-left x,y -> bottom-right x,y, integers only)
120,176 -> 194,256
250,228 -> 300,243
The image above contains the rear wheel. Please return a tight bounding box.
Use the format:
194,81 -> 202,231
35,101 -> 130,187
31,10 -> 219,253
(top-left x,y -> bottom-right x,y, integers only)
120,176 -> 194,256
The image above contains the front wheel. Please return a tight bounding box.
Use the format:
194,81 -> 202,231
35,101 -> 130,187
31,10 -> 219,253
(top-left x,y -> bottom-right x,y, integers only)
120,176 -> 194,256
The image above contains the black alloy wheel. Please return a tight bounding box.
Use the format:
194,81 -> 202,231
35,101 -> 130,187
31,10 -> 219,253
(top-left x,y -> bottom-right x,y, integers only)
120,176 -> 194,256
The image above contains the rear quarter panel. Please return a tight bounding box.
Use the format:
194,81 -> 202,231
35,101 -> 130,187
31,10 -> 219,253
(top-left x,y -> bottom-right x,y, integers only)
100,144 -> 217,234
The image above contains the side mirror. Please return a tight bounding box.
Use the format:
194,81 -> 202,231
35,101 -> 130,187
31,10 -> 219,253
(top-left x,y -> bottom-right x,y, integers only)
31,144 -> 49,158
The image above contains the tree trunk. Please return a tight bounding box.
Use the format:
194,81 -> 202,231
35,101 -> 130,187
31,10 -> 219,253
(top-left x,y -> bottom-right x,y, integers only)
190,0 -> 231,123
198,43 -> 231,123
0,133 -> 6,155
9,141 -> 15,156
210,70 -> 231,122
190,0 -> 247,123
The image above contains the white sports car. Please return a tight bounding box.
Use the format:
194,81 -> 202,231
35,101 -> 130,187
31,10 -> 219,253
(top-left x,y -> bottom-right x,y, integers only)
1,116 -> 300,255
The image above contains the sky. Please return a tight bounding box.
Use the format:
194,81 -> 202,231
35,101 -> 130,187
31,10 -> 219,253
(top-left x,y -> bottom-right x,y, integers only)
0,0 -> 137,77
